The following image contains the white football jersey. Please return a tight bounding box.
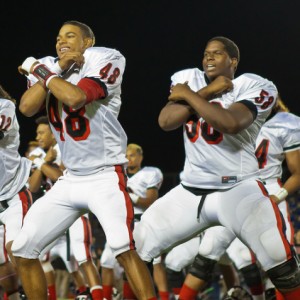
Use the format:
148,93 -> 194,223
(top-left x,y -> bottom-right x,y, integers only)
26,47 -> 128,175
127,166 -> 163,215
256,112 -> 300,180
29,146 -> 46,159
171,68 -> 278,189
30,144 -> 61,168
0,98 -> 31,200
27,47 -> 126,117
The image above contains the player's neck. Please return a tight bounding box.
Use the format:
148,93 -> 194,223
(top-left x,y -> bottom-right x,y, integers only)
127,167 -> 141,176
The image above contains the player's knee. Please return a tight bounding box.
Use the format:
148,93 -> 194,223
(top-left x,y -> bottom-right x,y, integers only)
166,268 -> 185,288
133,224 -> 155,262
189,254 -> 217,282
239,263 -> 262,287
260,227 -> 288,262
267,257 -> 300,290
77,258 -> 89,266
11,233 -> 29,257
101,255 -> 116,269
132,223 -> 147,252
198,234 -> 227,260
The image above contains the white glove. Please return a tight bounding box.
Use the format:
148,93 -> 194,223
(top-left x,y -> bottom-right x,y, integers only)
21,57 -> 38,74
129,193 -> 139,204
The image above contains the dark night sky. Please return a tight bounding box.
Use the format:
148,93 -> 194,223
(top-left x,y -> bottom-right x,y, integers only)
2,0 -> 300,174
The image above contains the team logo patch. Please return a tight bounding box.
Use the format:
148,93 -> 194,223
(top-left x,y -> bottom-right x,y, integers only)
222,176 -> 237,184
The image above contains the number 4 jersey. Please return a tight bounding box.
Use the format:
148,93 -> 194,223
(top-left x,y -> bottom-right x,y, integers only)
26,47 -> 128,175
256,111 -> 300,180
171,68 -> 278,189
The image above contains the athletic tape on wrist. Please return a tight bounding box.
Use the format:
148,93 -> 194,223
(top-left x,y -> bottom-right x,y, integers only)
274,187 -> 288,202
32,64 -> 57,87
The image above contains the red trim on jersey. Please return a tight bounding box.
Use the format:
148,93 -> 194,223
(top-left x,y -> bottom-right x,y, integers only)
81,215 -> 92,261
18,187 -> 33,225
77,78 -> 107,104
250,249 -> 256,264
257,181 -> 292,260
257,181 -> 269,197
277,178 -> 283,187
276,178 -> 295,244
284,200 -> 295,245
115,165 -> 135,250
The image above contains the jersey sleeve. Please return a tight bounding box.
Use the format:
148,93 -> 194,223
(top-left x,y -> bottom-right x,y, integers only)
171,70 -> 187,86
82,47 -> 125,95
145,167 -> 164,190
233,73 -> 278,118
281,115 -> 300,153
0,100 -> 16,138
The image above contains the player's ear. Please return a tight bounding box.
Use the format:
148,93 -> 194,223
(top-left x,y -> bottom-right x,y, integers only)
231,58 -> 238,71
84,38 -> 94,49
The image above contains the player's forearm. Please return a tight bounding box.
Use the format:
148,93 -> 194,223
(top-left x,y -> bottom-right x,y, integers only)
47,77 -> 87,109
134,197 -> 155,210
158,102 -> 193,131
19,83 -> 47,117
283,173 -> 300,196
40,164 -> 63,182
28,171 -> 43,193
183,91 -> 240,133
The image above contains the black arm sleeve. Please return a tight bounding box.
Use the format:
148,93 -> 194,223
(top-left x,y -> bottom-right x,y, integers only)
238,100 -> 258,121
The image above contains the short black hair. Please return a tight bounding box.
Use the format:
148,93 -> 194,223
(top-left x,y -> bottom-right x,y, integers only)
63,20 -> 95,46
207,36 -> 240,62
35,116 -> 49,125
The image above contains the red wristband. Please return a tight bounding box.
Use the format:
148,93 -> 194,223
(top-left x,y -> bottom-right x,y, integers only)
32,64 -> 57,88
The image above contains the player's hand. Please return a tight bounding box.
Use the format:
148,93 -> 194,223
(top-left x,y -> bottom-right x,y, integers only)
18,57 -> 40,75
168,82 -> 192,102
28,154 -> 41,162
44,147 -> 57,163
58,51 -> 85,71
199,76 -> 233,99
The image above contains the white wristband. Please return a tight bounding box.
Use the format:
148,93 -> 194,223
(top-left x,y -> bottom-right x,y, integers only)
33,157 -> 45,170
129,193 -> 139,204
45,74 -> 59,88
21,57 -> 38,73
274,187 -> 288,202
52,61 -> 63,75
